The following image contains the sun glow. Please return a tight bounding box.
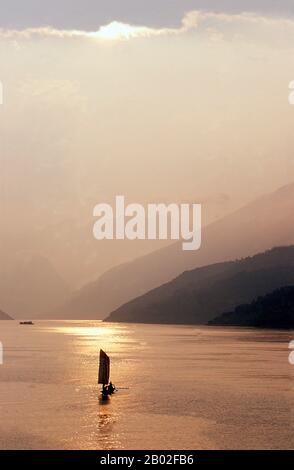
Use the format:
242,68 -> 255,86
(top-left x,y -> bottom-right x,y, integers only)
88,21 -> 154,40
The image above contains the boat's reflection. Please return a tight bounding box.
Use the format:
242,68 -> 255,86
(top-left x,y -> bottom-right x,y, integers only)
93,393 -> 122,449
99,394 -> 110,404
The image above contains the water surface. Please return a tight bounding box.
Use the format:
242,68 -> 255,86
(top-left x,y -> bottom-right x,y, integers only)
0,321 -> 293,449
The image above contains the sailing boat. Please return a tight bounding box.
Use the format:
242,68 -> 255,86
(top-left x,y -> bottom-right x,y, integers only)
98,349 -> 116,396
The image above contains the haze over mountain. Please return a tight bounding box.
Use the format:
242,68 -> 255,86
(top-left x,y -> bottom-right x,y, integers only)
106,246 -> 294,324
0,254 -> 71,319
60,182 -> 294,318
209,286 -> 294,329
0,309 -> 12,320
2,9 -> 294,319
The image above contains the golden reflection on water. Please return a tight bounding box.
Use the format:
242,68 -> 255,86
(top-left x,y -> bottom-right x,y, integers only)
41,322 -> 130,349
39,322 -> 131,449
41,322 -> 141,359
49,325 -> 117,338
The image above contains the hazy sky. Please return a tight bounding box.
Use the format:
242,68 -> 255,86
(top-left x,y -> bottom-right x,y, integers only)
1,1 -> 294,29
1,5 -> 294,290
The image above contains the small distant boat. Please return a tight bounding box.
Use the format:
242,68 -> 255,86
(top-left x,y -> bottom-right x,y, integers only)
98,349 -> 116,397
19,321 -> 34,325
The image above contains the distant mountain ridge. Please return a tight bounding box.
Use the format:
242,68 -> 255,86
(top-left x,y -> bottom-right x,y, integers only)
106,246 -> 294,324
59,182 -> 294,318
209,286 -> 294,329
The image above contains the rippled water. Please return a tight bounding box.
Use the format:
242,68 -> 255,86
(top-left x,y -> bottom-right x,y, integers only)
0,321 -> 293,449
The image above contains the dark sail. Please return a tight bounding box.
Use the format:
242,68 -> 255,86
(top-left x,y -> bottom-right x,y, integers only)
98,349 -> 110,384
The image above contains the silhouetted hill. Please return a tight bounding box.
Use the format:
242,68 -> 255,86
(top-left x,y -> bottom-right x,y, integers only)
60,182 -> 294,318
106,246 -> 294,324
209,286 -> 294,329
0,309 -> 12,320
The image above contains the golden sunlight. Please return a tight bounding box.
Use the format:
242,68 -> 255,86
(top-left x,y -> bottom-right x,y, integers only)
88,21 -> 152,40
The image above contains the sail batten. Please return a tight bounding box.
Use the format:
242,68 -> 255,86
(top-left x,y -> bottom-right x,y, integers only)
98,349 -> 110,385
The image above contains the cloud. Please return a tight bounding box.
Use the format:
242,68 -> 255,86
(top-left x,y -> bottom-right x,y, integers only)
0,10 -> 294,44
0,16 -> 194,42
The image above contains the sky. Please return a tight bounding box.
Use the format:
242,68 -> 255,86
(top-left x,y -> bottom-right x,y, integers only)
1,1 -> 294,30
1,2 -> 294,302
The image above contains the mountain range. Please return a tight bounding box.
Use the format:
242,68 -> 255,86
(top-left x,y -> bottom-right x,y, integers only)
59,182 -> 294,319
105,246 -> 294,324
